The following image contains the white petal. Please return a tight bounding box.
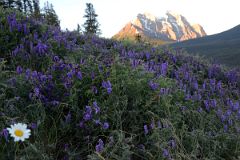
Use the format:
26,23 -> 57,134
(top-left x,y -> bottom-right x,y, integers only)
14,137 -> 20,142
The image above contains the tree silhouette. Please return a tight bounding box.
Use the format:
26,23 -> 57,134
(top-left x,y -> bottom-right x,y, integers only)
83,3 -> 100,35
32,0 -> 40,19
135,33 -> 142,43
42,1 -> 60,26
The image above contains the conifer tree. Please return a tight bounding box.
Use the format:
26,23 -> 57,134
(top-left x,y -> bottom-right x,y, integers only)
15,0 -> 23,11
22,0 -> 33,14
0,0 -> 13,9
0,0 -> 39,17
32,0 -> 40,19
42,1 -> 60,26
6,0 -> 14,8
83,3 -> 100,35
77,24 -> 81,33
135,33 -> 142,43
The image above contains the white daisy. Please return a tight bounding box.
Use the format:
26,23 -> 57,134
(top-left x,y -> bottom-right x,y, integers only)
7,123 -> 31,142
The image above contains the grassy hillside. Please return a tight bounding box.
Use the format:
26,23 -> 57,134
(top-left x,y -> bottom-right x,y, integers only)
0,7 -> 240,159
168,25 -> 240,68
113,33 -> 169,46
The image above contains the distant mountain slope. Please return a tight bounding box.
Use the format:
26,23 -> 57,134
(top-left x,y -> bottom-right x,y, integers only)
113,11 -> 206,42
168,25 -> 240,67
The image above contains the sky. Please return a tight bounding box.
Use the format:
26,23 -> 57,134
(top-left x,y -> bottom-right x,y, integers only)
40,0 -> 240,38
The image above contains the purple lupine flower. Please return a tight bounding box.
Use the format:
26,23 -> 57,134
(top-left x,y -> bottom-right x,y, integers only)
93,101 -> 100,114
30,123 -> 37,129
96,139 -> 104,153
161,62 -> 168,76
94,119 -> 102,125
162,149 -> 169,158
64,143 -> 69,151
83,113 -> 91,121
224,124 -> 228,132
150,121 -> 155,129
109,136 -> 114,145
34,87 -> 40,97
194,81 -> 199,90
12,46 -> 20,56
197,107 -> 203,113
163,122 -> 170,128
145,52 -> 151,60
149,81 -> 159,90
23,23 -> 29,35
204,100 -> 210,112
85,106 -> 92,113
98,65 -> 103,72
51,100 -> 59,106
80,58 -> 85,65
16,66 -> 23,74
131,59 -> 140,68
102,80 -> 112,94
76,71 -> 82,80
65,112 -> 71,123
25,69 -> 31,80
78,121 -> 84,128
35,41 -> 48,55
226,109 -> 232,117
17,23 -> 22,32
91,72 -> 95,80
180,106 -> 187,112
53,56 -> 60,62
31,71 -> 38,78
157,121 -> 162,129
102,122 -> 109,130
107,88 -> 112,94
160,88 -> 166,95
91,86 -> 98,94
220,114 -> 227,123
228,119 -> 233,126
184,72 -> 189,80
236,109 -> 240,120
169,139 -> 176,148
144,125 -> 148,135
202,81 -> 206,90
217,81 -> 222,90
209,79 -> 216,91
185,93 -> 191,101
106,80 -> 112,88
67,71 -> 74,79
83,106 -> 92,121
34,32 -> 38,40
233,102 -> 239,111
40,75 -> 47,82
15,96 -> 20,101
1,129 -> 9,141
211,99 -> 217,108
235,127 -> 240,133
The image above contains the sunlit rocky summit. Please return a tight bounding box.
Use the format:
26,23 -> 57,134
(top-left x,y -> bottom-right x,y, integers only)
113,11 -> 206,42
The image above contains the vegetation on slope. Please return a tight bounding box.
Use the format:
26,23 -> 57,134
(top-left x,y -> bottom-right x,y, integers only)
168,25 -> 240,68
0,7 -> 240,160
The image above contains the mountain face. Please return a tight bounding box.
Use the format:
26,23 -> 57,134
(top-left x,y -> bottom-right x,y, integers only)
168,25 -> 240,67
113,11 -> 206,42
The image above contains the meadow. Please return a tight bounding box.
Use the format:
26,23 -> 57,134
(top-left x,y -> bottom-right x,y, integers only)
0,7 -> 240,159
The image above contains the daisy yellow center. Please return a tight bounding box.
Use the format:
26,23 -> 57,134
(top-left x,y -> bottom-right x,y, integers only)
14,129 -> 24,137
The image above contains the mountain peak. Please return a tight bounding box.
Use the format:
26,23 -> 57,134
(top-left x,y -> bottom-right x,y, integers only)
142,12 -> 156,21
166,10 -> 181,17
113,11 -> 207,42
